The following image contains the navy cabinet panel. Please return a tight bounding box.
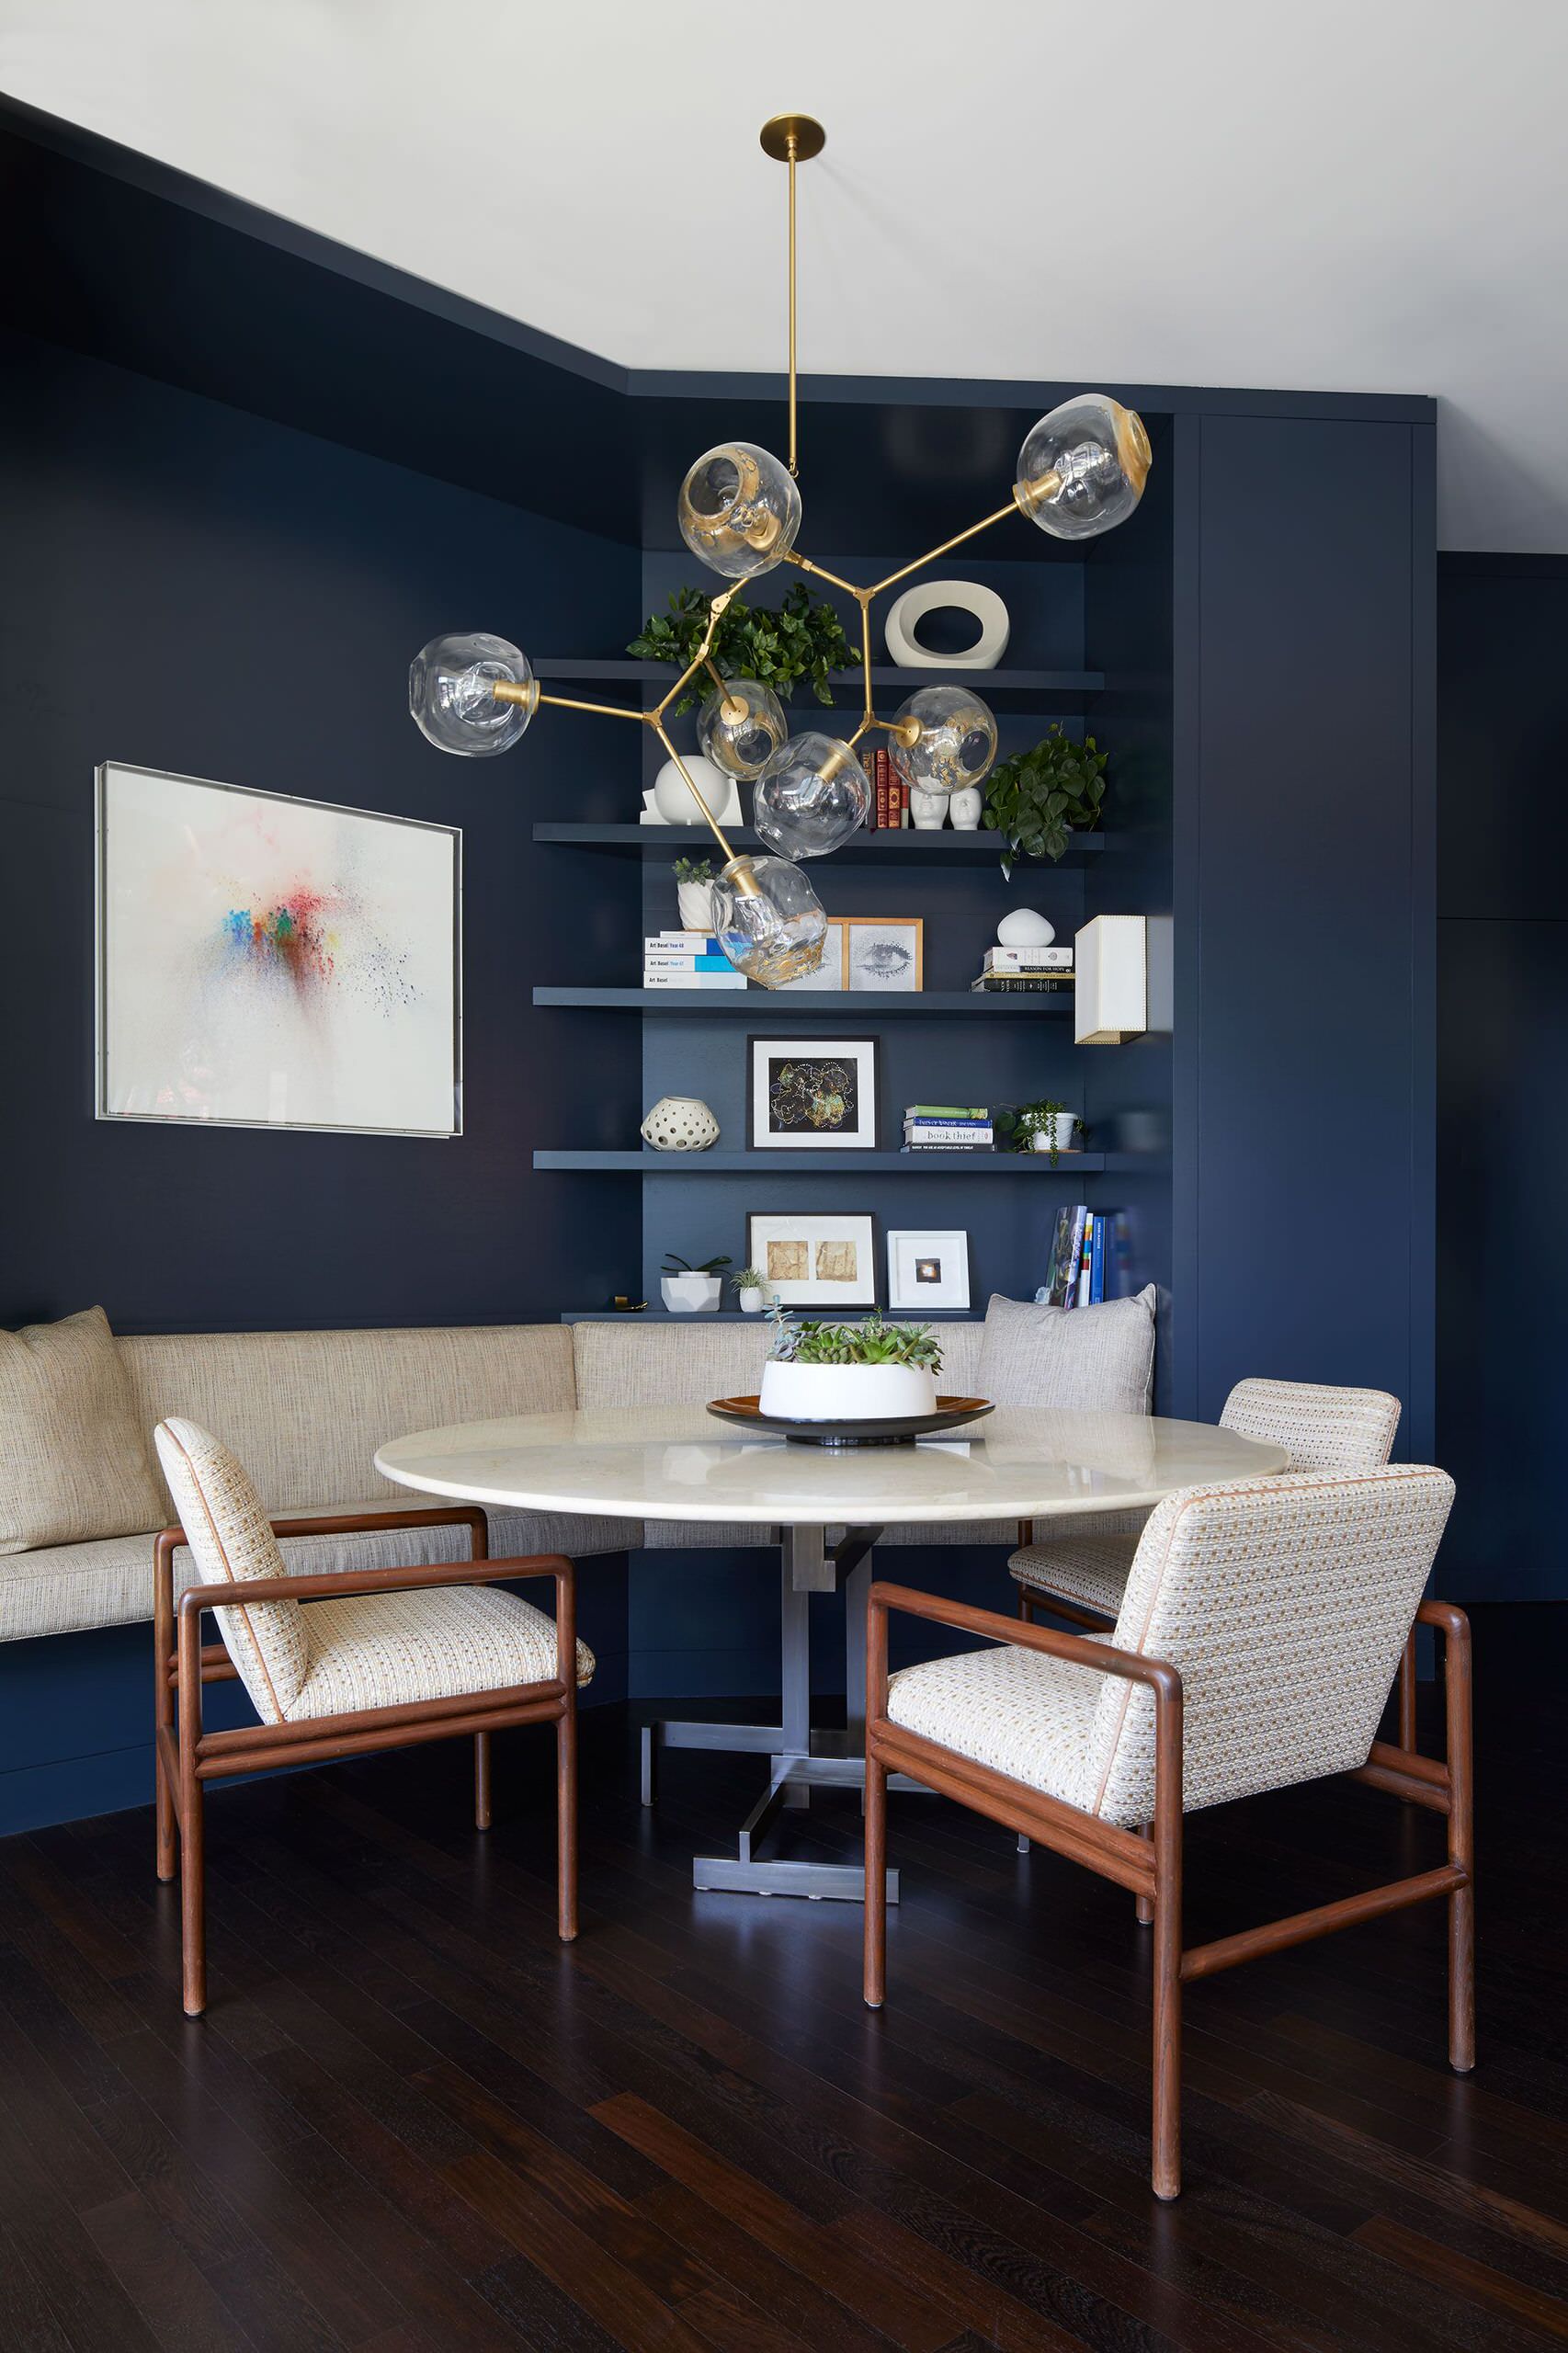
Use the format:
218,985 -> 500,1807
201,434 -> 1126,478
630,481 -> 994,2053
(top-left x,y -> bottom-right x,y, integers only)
1187,415 -> 1431,1447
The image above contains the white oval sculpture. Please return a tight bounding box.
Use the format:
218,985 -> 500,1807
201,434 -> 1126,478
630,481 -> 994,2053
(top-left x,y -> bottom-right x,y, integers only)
883,578 -> 1010,670
996,907 -> 1055,948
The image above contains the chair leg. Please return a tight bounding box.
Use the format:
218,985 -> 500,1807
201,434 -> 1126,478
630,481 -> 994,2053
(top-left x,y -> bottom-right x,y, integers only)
556,1698 -> 579,1942
180,1776 -> 206,2017
473,1730 -> 492,1831
1136,1824 -> 1154,1926
863,1751 -> 887,2008
1445,1612 -> 1475,2072
155,1720 -> 178,1882
1399,1631 -> 1417,1753
1016,1592 -> 1035,1852
1151,1688 -> 1184,2199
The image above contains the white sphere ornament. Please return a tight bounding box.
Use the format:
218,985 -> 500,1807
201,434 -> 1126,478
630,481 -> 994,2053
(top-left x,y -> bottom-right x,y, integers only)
996,908 -> 1055,949
653,755 -> 741,828
640,1097 -> 720,1153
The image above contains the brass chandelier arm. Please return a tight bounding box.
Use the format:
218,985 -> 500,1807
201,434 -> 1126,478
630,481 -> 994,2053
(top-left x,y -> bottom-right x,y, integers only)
653,583 -> 742,722
788,132 -> 799,476
867,499 -> 1024,600
783,549 -> 866,599
650,716 -> 739,864
539,691 -> 648,722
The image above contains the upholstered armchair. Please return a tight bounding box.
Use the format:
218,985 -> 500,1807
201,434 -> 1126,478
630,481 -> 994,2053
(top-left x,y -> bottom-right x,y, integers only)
864,1465 -> 1468,2200
153,1417 -> 593,2016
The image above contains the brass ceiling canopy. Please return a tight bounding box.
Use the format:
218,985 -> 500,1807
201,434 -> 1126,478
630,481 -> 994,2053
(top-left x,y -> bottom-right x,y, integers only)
408,117 -> 1153,989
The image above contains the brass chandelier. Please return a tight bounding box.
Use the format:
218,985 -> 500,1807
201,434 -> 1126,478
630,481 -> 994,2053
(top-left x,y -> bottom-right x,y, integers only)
410,113 -> 1152,986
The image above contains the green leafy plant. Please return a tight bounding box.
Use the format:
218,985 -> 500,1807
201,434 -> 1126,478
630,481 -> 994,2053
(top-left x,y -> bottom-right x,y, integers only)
732,1266 -> 767,1296
672,855 -> 716,885
996,1098 -> 1081,1167
983,724 -> 1108,877
767,1304 -> 943,1370
661,1252 -> 732,1276
629,584 -> 852,715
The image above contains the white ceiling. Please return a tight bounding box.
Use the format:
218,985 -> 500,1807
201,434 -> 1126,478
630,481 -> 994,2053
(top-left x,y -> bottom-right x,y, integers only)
4,0 -> 1565,551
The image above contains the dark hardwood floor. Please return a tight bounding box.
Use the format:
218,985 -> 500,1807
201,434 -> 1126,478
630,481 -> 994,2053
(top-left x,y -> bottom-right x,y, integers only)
1,1601 -> 1563,2353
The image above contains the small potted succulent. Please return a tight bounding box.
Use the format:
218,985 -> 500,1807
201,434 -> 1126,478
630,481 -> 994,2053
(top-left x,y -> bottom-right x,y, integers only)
732,1266 -> 768,1314
673,855 -> 718,931
998,1098 -> 1083,1166
660,1252 -> 731,1313
760,1305 -> 943,1421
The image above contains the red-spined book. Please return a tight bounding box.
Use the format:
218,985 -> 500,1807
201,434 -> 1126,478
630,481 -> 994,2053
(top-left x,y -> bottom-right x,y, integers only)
873,747 -> 888,831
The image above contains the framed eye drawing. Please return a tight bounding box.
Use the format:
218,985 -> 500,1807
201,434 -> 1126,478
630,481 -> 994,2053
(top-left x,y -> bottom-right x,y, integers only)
846,916 -> 923,993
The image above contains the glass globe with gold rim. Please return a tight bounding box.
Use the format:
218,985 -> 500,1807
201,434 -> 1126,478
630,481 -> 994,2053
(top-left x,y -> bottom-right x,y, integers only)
697,676 -> 789,781
1015,395 -> 1151,541
678,442 -> 801,580
409,633 -> 534,756
887,685 -> 998,795
753,732 -> 872,859
710,854 -> 828,986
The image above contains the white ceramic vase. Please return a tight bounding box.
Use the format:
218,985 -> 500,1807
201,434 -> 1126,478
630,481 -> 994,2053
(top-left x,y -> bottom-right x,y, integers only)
676,880 -> 717,931
908,784 -> 949,831
640,1097 -> 720,1152
661,1273 -> 723,1313
758,1359 -> 938,1420
949,787 -> 983,830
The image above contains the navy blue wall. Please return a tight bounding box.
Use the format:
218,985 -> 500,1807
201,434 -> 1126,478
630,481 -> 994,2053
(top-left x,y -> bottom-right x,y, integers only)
1436,553 -> 1568,1597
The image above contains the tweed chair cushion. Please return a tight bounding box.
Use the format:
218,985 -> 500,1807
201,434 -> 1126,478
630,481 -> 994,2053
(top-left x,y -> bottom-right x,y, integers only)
896,1466 -> 1453,1827
153,1418 -> 307,1723
1007,1377 -> 1403,1618
888,1641 -> 1111,1811
286,1586 -> 595,1722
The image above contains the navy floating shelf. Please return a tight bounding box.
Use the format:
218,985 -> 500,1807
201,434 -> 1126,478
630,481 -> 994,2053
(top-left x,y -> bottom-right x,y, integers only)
561,1309 -> 980,1324
532,822 -> 1104,863
535,1151 -> 1106,1175
533,987 -> 1074,1017
535,658 -> 1102,703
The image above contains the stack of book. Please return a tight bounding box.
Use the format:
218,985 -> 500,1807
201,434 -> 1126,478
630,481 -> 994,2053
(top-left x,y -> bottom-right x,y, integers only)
1040,1204 -> 1105,1307
869,747 -> 909,830
971,942 -> 1074,994
642,931 -> 746,991
902,1103 -> 994,1153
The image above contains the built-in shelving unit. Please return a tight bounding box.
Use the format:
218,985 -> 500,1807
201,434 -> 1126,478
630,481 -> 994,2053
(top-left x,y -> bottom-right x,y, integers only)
531,822 -> 1104,862
535,1151 -> 1106,1175
560,1309 -> 980,1324
534,987 -> 1074,1017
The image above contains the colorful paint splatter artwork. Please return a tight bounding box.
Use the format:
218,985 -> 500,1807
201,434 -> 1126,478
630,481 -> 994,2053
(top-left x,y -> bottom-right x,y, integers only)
97,766 -> 460,1136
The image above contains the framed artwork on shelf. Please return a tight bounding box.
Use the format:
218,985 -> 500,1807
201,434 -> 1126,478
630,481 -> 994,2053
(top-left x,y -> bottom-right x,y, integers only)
747,1211 -> 878,1308
95,762 -> 462,1139
747,1034 -> 879,1149
846,915 -> 923,992
887,1227 -> 971,1311
774,918 -> 848,991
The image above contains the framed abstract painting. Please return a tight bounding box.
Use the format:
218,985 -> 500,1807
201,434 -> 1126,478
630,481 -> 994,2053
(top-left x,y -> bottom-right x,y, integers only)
746,1211 -> 878,1308
95,763 -> 462,1138
746,1034 -> 879,1149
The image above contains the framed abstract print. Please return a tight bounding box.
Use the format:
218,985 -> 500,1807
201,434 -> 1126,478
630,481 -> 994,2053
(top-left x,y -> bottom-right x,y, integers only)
746,1211 -> 878,1308
747,1034 -> 879,1149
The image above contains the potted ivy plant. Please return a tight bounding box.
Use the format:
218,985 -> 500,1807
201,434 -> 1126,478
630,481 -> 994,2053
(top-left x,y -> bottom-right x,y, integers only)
629,583 -> 852,714
997,1099 -> 1083,1165
759,1307 -> 943,1421
673,855 -> 717,931
983,724 -> 1108,878
660,1252 -> 732,1313
732,1266 -> 768,1314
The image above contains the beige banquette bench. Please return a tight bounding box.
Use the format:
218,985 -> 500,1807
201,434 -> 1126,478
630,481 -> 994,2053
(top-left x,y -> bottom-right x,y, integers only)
2,1316 -> 1005,1643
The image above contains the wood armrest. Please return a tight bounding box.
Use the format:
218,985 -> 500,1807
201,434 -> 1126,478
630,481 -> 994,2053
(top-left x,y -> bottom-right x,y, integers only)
267,1504 -> 488,1544
869,1579 -> 1181,1703
176,1552 -> 572,1619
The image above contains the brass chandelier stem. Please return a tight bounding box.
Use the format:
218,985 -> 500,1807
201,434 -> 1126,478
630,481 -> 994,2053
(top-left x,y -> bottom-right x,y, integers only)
787,131 -> 799,476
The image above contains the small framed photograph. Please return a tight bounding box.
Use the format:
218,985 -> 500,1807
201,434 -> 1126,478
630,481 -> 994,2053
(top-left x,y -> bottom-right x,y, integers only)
748,1035 -> 878,1149
846,916 -> 923,993
748,1211 -> 878,1308
887,1228 -> 971,1311
774,918 -> 848,992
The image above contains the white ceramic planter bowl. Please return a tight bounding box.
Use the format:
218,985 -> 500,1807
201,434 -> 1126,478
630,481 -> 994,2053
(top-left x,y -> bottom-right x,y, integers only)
661,1274 -> 722,1313
757,1360 -> 938,1421
1029,1115 -> 1081,1153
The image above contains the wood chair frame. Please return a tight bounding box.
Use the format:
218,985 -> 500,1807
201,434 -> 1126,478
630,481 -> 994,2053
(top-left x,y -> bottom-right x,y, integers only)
153,1505 -> 580,2017
863,1581 -> 1473,2200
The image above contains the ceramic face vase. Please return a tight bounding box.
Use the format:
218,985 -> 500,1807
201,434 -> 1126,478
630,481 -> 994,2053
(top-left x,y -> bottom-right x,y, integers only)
908,784 -> 949,830
949,786 -> 983,829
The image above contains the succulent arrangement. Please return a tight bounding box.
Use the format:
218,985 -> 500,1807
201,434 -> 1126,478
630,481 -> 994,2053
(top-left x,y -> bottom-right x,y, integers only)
672,855 -> 716,885
983,723 -> 1108,877
629,583 -> 852,716
767,1302 -> 943,1370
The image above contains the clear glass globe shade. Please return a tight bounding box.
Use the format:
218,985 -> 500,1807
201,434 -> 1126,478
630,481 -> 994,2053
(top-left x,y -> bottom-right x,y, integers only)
697,677 -> 789,781
1015,395 -> 1151,542
888,686 -> 998,794
710,855 -> 828,987
409,633 -> 533,756
753,733 -> 872,860
677,442 -> 801,580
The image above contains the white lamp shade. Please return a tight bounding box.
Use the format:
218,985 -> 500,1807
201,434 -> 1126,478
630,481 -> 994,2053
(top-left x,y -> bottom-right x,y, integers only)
1074,915 -> 1147,1045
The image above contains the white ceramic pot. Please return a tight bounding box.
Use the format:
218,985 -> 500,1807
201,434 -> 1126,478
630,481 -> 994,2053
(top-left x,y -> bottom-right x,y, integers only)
653,755 -> 738,827
676,880 -> 717,931
640,1097 -> 720,1152
661,1273 -> 723,1313
908,784 -> 949,831
1029,1114 -> 1081,1154
737,1286 -> 764,1313
758,1359 -> 938,1421
949,787 -> 983,830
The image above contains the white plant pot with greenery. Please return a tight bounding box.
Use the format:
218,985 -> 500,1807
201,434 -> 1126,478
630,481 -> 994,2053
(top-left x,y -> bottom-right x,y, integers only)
1030,1114 -> 1080,1154
676,879 -> 717,930
662,1274 -> 722,1313
732,1268 -> 767,1314
758,1311 -> 942,1420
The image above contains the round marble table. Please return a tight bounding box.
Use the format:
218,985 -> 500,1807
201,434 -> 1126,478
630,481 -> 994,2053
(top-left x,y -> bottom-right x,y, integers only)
377,1406 -> 1287,1903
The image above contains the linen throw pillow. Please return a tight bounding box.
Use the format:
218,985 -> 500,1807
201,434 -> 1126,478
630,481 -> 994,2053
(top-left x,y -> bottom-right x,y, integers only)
0,1306 -> 166,1554
977,1286 -> 1157,1415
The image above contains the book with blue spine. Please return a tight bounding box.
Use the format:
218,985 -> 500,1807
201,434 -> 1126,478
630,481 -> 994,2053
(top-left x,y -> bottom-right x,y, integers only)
1089,1209 -> 1105,1303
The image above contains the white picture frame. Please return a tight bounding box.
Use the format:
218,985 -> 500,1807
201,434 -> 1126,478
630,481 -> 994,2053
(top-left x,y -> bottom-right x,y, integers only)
887,1227 -> 971,1311
747,1211 -> 878,1307
96,762 -> 462,1139
747,1034 -> 878,1149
